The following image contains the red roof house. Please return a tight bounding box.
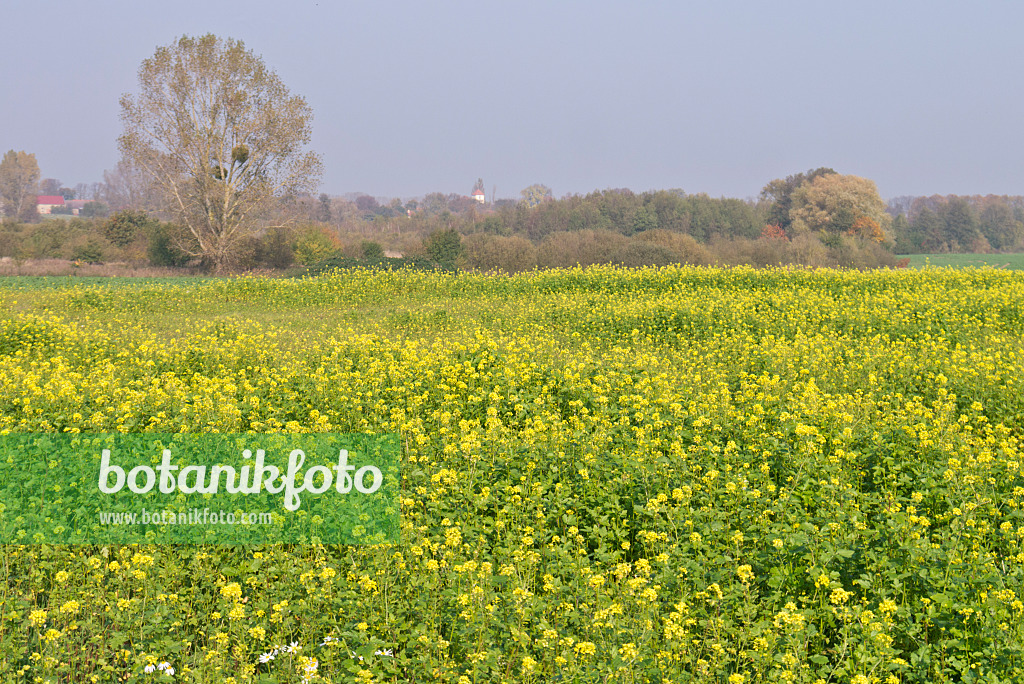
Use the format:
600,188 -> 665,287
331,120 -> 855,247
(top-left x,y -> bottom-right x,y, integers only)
37,195 -> 66,215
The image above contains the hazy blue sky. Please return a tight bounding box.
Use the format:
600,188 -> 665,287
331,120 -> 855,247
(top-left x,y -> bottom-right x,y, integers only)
2,1 -> 1022,201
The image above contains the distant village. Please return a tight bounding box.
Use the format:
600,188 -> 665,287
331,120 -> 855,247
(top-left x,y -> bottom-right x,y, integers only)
17,178 -> 495,220
35,195 -> 95,216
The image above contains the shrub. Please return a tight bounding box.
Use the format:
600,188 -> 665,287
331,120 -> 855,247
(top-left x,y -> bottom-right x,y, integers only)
424,228 -> 464,266
147,223 -> 193,267
258,226 -> 295,269
618,241 -> 677,267
536,229 -> 629,268
80,201 -> 110,218
462,233 -> 536,272
103,210 -> 154,247
293,225 -> 340,265
633,230 -> 714,265
70,240 -> 104,264
361,240 -> 385,260
784,232 -> 834,268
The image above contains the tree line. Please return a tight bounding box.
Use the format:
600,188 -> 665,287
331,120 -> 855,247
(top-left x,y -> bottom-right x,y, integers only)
0,182 -> 894,272
4,32 -> 1022,275
5,164 -> 1023,272
888,194 -> 1024,253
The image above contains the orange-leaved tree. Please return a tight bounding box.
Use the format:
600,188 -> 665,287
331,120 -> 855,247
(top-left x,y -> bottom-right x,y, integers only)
847,216 -> 885,243
760,224 -> 789,241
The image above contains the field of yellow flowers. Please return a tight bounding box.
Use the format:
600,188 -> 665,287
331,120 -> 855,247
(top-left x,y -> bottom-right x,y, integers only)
1,265 -> 1023,683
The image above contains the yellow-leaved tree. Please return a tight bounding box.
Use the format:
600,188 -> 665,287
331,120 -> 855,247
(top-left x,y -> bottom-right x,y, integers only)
789,173 -> 891,243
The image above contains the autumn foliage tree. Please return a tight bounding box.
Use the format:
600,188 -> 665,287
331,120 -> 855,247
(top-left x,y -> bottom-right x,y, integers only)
760,167 -> 836,229
760,224 -> 789,241
847,216 -> 885,243
789,173 -> 891,241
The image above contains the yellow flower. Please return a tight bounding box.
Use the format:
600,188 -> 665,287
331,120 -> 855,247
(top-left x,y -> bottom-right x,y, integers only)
618,642 -> 638,660
879,598 -> 898,615
132,553 -> 154,567
220,582 -> 243,600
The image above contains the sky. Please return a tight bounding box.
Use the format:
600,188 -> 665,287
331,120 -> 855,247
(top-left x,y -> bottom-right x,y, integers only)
2,1 -> 1023,202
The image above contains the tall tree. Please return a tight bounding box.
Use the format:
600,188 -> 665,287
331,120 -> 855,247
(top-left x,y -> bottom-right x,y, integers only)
520,183 -> 552,208
891,213 -> 920,253
980,202 -> 1024,250
760,167 -> 835,229
789,173 -> 891,241
938,197 -> 983,251
355,195 -> 379,213
914,207 -> 945,252
119,34 -> 322,271
421,192 -> 449,216
101,158 -> 159,211
317,193 -> 333,223
0,150 -> 41,220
